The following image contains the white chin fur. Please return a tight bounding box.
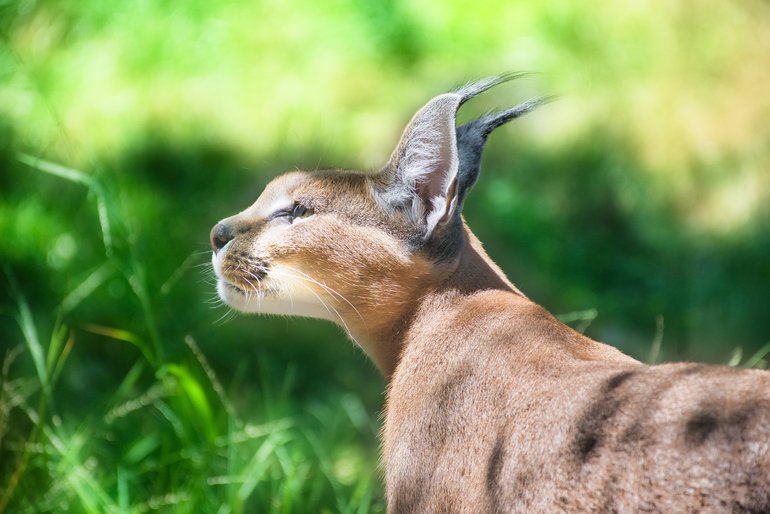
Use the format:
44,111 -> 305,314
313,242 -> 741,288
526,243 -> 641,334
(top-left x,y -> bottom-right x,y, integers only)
213,259 -> 339,322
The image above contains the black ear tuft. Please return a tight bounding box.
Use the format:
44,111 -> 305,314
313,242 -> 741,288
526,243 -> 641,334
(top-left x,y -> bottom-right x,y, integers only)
456,95 -> 554,204
455,72 -> 532,105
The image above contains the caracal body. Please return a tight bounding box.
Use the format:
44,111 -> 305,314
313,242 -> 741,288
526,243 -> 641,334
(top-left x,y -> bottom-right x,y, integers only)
211,75 -> 770,513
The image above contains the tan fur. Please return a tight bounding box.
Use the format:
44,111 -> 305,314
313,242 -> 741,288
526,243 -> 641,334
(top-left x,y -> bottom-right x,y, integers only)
211,79 -> 770,513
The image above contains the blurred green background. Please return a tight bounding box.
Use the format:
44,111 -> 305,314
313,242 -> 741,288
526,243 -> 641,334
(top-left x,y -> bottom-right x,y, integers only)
1,0 -> 769,512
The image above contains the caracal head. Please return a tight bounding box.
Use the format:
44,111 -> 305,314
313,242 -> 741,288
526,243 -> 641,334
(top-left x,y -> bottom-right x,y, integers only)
210,74 -> 546,348
210,167 -> 437,330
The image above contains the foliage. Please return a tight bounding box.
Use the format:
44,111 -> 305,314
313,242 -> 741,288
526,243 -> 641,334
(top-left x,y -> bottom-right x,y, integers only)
1,0 -> 769,511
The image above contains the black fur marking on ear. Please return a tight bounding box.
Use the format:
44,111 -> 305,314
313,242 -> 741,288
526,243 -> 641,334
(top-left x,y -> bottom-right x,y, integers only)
455,96 -> 554,205
422,213 -> 464,261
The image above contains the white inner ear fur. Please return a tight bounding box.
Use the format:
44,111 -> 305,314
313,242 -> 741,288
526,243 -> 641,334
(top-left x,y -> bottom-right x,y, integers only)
382,93 -> 461,237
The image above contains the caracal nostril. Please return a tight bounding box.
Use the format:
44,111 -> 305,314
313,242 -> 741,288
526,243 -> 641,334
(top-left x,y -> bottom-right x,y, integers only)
210,222 -> 234,253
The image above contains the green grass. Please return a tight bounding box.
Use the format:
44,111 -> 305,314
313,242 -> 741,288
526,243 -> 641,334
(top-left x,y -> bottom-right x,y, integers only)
1,331 -> 383,513
1,156 -> 384,513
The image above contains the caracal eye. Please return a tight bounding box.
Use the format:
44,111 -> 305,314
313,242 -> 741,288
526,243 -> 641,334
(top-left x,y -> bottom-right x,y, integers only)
292,204 -> 313,220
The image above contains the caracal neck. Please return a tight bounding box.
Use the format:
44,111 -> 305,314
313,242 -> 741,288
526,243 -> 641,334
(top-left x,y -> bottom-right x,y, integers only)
353,225 -> 528,379
445,227 -> 525,297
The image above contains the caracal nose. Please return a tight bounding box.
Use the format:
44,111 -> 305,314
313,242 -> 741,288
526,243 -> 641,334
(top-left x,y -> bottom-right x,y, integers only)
210,222 -> 234,254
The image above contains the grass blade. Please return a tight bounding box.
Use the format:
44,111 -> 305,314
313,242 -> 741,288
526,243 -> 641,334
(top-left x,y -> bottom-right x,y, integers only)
61,263 -> 115,314
16,153 -> 113,254
743,341 -> 770,369
15,292 -> 49,397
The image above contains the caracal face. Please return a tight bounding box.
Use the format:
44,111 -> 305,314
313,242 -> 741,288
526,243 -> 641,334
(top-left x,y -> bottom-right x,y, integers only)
210,169 -> 435,334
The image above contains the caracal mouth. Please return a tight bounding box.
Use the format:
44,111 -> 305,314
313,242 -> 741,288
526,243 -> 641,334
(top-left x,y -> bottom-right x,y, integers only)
212,246 -> 272,305
221,280 -> 248,296
212,252 -> 342,321
217,276 -> 274,297
215,275 -> 276,314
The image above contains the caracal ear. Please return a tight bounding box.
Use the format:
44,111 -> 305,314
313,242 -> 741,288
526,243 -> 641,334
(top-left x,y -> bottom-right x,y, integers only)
376,93 -> 463,239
